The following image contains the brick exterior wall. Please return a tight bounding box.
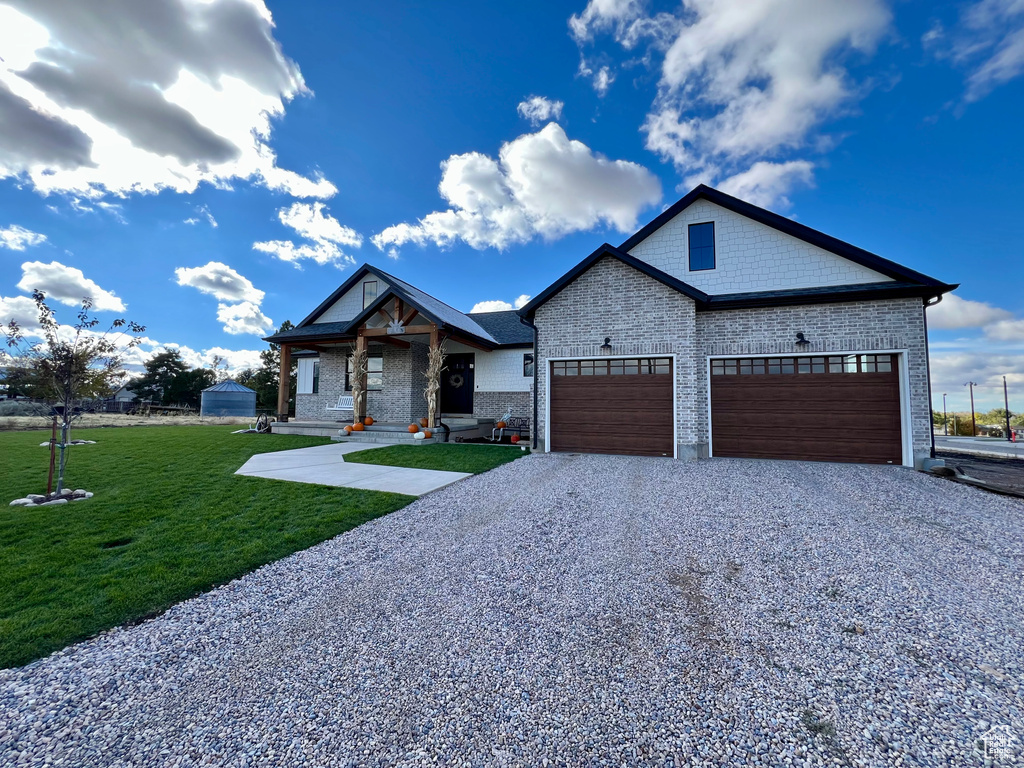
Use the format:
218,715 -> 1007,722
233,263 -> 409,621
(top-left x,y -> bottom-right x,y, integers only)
627,199 -> 889,294
473,390 -> 531,422
532,256 -> 932,466
695,297 -> 931,465
534,256 -> 700,455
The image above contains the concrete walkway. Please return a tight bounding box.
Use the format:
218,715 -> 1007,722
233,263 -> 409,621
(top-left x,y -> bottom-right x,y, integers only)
235,442 -> 471,496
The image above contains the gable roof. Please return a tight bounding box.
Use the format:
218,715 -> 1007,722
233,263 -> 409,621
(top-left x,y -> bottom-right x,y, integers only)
270,263 -> 524,348
619,184 -> 949,288
468,310 -> 534,346
517,243 -> 710,318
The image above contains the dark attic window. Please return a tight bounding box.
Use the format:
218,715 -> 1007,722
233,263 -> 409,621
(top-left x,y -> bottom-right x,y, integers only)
688,221 -> 715,271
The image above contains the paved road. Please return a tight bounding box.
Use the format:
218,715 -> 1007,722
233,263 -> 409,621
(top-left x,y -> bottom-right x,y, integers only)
934,436 -> 1024,459
2,455 -> 1022,767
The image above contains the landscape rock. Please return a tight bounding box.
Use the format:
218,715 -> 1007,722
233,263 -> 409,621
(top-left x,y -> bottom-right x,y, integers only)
0,456 -> 1021,767
26,495 -> 46,502
39,498 -> 68,506
8,499 -> 34,507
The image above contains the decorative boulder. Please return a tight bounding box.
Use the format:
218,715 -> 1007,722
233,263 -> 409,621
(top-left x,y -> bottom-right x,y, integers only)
41,498 -> 68,506
26,494 -> 46,502
9,498 -> 33,506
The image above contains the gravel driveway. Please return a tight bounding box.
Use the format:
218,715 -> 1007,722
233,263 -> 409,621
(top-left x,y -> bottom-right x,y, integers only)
2,454 -> 1022,767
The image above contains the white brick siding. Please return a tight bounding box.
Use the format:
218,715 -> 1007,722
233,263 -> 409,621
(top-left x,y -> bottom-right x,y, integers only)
627,200 -> 890,294
534,256 -> 700,456
695,298 -> 932,466
314,278 -> 390,324
532,256 -> 932,466
474,348 -> 533,393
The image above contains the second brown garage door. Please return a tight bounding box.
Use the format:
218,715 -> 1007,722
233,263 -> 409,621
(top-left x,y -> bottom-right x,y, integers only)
710,354 -> 903,464
550,357 -> 674,457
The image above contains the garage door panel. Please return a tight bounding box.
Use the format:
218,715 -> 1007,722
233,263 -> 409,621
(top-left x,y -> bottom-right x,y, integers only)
550,358 -> 674,457
711,355 -> 902,465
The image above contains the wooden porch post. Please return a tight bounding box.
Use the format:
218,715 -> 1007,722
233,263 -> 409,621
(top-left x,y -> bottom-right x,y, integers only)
354,333 -> 368,423
277,343 -> 292,422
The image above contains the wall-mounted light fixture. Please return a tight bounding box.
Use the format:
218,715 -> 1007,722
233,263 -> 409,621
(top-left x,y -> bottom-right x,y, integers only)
795,332 -> 811,346
600,337 -> 612,355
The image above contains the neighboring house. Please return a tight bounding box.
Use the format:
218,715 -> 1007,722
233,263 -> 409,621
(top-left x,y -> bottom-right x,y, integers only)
108,384 -> 138,403
268,184 -> 956,468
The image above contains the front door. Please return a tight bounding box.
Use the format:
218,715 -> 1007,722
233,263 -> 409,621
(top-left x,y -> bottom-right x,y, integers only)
441,353 -> 474,415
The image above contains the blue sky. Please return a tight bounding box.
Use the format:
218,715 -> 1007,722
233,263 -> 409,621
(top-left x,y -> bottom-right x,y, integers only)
0,0 -> 1022,411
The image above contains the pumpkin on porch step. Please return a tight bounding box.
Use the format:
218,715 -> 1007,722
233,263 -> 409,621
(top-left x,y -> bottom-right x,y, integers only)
351,423 -> 365,431
423,430 -> 432,439
343,425 -> 353,434
407,423 -> 419,433
496,421 -> 507,429
510,434 -> 520,444
418,417 -> 428,428
364,416 -> 374,426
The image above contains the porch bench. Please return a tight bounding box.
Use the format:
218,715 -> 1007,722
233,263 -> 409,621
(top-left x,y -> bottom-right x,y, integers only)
325,395 -> 354,413
492,416 -> 530,442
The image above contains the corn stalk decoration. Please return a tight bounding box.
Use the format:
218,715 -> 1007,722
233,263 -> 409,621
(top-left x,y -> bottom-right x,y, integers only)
423,341 -> 446,429
350,346 -> 368,422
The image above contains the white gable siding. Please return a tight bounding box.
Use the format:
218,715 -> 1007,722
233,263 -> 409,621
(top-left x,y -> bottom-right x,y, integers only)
314,278 -> 390,323
442,342 -> 534,393
627,200 -> 891,294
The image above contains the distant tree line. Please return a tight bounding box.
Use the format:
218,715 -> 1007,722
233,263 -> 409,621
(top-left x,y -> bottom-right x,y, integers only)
125,321 -> 296,412
933,408 -> 1022,436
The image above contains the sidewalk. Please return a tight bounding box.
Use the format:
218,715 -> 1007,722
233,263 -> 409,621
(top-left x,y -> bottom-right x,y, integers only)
934,436 -> 1024,460
235,442 -> 471,496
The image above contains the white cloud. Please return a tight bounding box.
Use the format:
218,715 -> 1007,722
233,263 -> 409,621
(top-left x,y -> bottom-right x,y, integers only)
717,160 -> 815,209
0,224 -> 46,250
936,0 -> 1024,101
186,204 -> 218,228
122,338 -> 263,374
175,262 -> 264,304
927,294 -> 1015,330
372,123 -> 661,253
929,350 -> 1024,411
253,201 -> 362,268
578,59 -> 616,96
16,260 -> 125,311
572,0 -> 890,207
985,318 -> 1024,342
517,96 -> 564,126
469,295 -> 531,313
0,294 -> 40,334
216,301 -> 273,336
0,1 -> 335,199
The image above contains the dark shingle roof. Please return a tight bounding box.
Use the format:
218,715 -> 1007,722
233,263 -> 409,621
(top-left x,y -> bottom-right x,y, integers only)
266,322 -> 351,343
468,311 -> 534,345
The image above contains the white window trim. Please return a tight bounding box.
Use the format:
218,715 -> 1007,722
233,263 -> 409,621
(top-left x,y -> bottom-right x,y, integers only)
705,349 -> 913,468
544,354 -> 678,459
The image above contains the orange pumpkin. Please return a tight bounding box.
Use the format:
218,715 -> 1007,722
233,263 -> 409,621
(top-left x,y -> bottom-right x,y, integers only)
418,417 -> 428,427
343,425 -> 353,434
510,434 -> 520,444
496,421 -> 507,429
423,430 -> 432,439
408,424 -> 419,433
364,416 -> 374,426
352,423 -> 365,431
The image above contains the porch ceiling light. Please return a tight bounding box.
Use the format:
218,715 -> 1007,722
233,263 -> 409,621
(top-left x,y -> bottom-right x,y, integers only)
795,332 -> 811,346
600,337 -> 612,355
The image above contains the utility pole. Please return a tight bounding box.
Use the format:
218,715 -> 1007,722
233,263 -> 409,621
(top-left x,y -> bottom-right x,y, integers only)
965,381 -> 977,437
1004,376 -> 1012,442
943,393 -> 948,436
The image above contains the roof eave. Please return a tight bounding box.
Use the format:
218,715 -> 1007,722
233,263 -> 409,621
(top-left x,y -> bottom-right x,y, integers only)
618,185 -> 952,289
699,282 -> 958,311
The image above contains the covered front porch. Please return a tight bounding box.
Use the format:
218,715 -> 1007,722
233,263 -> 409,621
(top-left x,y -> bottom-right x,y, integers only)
270,289 -> 501,431
271,417 -> 497,441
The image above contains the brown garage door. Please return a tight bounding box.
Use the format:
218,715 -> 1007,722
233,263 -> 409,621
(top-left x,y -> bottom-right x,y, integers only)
711,354 -> 903,464
550,357 -> 674,457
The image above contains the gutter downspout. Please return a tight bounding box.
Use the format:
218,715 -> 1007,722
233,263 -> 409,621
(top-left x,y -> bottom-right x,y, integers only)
923,295 -> 942,461
519,314 -> 539,450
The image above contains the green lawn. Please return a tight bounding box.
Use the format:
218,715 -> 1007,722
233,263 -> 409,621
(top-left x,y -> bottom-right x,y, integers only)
0,426 -> 414,669
344,442 -> 528,474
